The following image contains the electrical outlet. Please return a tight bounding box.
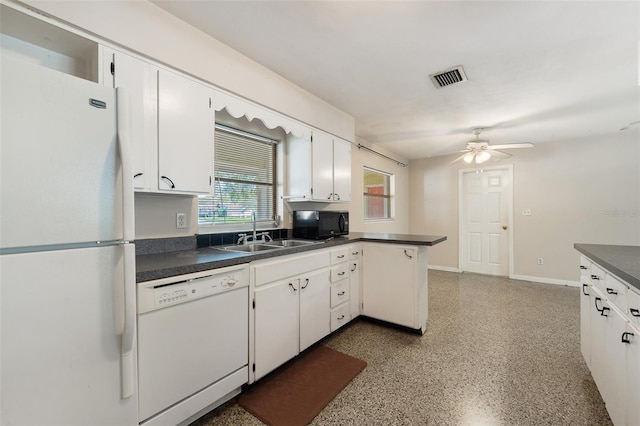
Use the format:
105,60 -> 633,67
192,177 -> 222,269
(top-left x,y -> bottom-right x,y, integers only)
537,257 -> 544,265
176,213 -> 187,229
522,209 -> 532,216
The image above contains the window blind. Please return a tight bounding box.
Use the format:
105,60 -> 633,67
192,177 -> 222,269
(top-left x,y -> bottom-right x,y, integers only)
198,125 -> 276,225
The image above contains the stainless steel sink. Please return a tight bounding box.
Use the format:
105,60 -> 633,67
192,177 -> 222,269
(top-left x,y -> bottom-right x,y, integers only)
222,244 -> 283,253
265,239 -> 320,248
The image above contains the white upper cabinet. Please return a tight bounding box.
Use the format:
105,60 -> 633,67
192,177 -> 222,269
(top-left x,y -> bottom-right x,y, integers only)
332,137 -> 352,202
102,48 -> 158,191
286,129 -> 351,202
158,69 -> 214,194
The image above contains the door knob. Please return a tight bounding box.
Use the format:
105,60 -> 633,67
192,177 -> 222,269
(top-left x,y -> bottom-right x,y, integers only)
502,225 -> 508,230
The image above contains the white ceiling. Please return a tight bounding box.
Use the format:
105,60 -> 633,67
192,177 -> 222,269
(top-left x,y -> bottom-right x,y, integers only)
151,1 -> 639,160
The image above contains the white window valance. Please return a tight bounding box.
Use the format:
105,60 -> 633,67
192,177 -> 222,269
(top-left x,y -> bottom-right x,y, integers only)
213,90 -> 311,140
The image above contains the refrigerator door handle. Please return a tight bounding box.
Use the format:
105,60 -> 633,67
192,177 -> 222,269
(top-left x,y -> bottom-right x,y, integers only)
120,243 -> 136,399
116,88 -> 135,242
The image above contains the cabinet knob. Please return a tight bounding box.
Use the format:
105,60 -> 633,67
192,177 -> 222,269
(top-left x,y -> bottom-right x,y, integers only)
502,225 -> 508,230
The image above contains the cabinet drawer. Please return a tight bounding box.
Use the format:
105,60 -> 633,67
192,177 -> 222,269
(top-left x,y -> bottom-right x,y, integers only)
330,303 -> 350,332
330,247 -> 349,265
331,280 -> 349,308
331,262 -> 349,283
253,250 -> 330,286
589,263 -> 605,291
628,289 -> 640,328
349,245 -> 362,260
604,274 -> 628,313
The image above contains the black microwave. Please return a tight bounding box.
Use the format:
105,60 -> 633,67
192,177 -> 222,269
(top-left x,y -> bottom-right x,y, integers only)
292,210 -> 349,239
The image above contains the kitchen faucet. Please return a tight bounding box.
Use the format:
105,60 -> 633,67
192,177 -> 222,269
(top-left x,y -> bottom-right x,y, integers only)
237,212 -> 272,245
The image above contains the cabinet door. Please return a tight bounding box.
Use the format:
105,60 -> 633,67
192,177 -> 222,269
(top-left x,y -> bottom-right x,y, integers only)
362,244 -> 418,329
103,48 -> 158,191
603,306 -> 628,426
580,281 -> 591,367
158,69 -> 213,194
332,137 -> 351,202
349,260 -> 361,319
627,323 -> 640,426
311,130 -> 334,201
285,133 -> 312,200
254,279 -> 299,380
590,289 -> 607,394
299,269 -> 330,351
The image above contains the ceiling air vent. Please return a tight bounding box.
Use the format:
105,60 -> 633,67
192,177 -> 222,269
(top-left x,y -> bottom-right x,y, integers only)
429,66 -> 468,89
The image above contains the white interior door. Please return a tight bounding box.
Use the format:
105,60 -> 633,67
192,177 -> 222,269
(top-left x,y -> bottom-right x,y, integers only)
460,167 -> 512,276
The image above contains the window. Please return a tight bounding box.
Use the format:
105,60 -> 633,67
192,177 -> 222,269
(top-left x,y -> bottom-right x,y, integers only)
363,167 -> 393,220
198,124 -> 277,226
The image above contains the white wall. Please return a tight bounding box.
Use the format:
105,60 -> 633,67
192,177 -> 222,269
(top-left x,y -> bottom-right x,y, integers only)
409,130 -> 640,283
349,137 -> 410,234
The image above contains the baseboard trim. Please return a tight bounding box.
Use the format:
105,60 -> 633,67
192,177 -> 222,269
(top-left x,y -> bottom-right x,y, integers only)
428,265 -> 461,273
510,274 -> 581,288
428,268 -> 581,288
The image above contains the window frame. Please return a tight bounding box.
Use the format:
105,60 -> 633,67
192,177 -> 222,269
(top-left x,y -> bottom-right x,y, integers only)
363,166 -> 394,221
198,124 -> 278,231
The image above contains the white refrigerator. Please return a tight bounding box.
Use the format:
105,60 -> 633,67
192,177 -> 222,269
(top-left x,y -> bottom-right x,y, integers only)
0,56 -> 137,425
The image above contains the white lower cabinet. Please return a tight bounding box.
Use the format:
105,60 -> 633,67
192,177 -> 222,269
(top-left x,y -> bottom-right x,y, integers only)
329,246 -> 353,332
362,243 -> 428,333
579,254 -> 639,425
251,250 -> 331,382
626,322 -> 640,426
349,245 -> 362,319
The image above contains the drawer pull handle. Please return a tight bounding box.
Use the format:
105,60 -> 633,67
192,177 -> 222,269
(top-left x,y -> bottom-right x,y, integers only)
337,314 -> 345,321
352,251 -> 359,256
606,288 -> 618,295
622,332 -> 634,344
289,283 -> 297,293
301,278 -> 309,290
338,272 -> 346,276
591,274 -> 601,280
600,306 -> 610,317
580,265 -> 587,270
404,250 -> 413,259
351,264 -> 357,272
595,297 -> 605,313
582,283 -> 589,296
337,255 -> 345,259
338,291 -> 345,296
630,308 -> 640,317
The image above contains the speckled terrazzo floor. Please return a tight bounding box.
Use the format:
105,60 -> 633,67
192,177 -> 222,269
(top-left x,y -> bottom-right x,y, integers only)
190,270 -> 611,425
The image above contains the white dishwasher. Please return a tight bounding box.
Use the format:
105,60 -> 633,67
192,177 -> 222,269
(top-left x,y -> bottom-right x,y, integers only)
137,264 -> 249,426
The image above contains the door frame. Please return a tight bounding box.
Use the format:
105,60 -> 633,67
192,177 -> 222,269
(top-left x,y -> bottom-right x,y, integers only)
458,165 -> 514,277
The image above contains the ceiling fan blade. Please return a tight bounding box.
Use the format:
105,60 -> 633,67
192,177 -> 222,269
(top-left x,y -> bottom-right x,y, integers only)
486,149 -> 512,160
488,143 -> 534,150
450,151 -> 472,164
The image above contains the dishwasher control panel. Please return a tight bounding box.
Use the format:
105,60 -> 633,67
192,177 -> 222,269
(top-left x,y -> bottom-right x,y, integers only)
137,264 -> 249,314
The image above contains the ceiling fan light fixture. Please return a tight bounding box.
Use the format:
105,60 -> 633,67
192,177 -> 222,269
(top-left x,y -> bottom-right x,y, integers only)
475,151 -> 491,164
463,152 -> 475,163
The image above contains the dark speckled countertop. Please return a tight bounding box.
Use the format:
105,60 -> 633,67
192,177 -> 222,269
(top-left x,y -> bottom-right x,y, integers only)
136,232 -> 446,282
574,243 -> 640,291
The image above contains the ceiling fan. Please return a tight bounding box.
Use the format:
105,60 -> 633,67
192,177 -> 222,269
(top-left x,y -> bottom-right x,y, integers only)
450,128 -> 534,164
